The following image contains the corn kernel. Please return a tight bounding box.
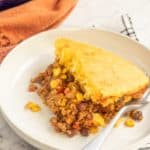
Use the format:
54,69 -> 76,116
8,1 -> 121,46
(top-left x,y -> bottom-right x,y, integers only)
50,79 -> 59,89
25,101 -> 41,112
124,118 -> 135,127
76,92 -> 83,102
93,113 -> 105,127
90,127 -> 99,134
25,102 -> 34,109
114,117 -> 125,128
53,67 -> 61,77
61,74 -> 67,79
31,105 -> 41,112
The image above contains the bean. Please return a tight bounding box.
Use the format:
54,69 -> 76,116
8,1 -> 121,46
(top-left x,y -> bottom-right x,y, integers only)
80,128 -> 89,136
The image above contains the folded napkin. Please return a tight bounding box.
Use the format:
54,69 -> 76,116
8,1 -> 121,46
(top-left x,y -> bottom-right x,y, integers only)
121,14 -> 139,41
0,0 -> 77,62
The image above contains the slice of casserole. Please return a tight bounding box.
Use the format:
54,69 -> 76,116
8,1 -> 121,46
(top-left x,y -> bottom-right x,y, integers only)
30,38 -> 149,136
55,38 -> 149,107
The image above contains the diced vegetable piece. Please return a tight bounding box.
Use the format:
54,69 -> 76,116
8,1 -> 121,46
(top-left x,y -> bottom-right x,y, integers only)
93,113 -> 105,127
124,119 -> 135,127
53,67 -> 61,77
25,101 -> 41,112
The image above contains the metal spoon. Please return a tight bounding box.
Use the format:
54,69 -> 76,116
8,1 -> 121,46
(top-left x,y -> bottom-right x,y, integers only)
83,87 -> 150,150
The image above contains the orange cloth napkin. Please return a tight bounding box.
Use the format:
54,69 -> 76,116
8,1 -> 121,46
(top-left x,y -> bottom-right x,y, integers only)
0,0 -> 77,62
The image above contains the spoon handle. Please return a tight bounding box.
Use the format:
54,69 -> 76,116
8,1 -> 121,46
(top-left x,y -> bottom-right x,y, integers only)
82,107 -> 127,150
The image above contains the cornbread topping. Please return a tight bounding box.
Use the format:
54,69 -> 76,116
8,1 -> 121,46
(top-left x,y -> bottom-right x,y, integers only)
55,38 -> 149,106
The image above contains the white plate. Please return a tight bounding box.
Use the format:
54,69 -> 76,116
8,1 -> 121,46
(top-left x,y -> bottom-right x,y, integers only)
0,29 -> 150,150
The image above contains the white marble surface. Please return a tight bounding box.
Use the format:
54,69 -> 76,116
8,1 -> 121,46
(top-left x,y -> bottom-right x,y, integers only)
0,0 -> 150,150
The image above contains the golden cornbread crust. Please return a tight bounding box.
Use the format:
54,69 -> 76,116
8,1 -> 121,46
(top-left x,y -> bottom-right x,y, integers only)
55,38 -> 149,106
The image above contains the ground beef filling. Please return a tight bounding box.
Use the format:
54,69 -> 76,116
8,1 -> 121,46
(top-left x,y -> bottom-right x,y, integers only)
29,62 -> 145,136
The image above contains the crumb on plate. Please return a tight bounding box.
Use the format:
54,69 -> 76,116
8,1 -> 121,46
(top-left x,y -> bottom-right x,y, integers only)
25,101 -> 41,112
124,118 -> 135,127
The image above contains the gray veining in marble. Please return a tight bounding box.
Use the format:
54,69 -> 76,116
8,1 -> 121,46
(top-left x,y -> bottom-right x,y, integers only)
0,113 -> 37,150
